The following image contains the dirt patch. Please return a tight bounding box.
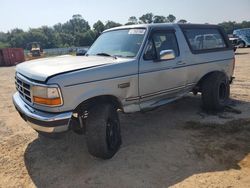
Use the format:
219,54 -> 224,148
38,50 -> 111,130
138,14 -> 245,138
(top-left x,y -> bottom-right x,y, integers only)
184,119 -> 250,169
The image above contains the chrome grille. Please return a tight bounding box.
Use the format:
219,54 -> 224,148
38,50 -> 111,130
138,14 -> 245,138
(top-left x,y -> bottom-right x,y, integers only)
15,77 -> 32,103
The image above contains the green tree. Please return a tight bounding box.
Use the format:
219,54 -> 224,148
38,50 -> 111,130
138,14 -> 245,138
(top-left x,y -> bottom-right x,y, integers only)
218,21 -> 250,34
241,21 -> 250,28
93,20 -> 105,34
8,28 -> 27,48
139,13 -> 154,24
218,21 -> 237,34
153,15 -> 167,23
0,32 -> 9,48
56,32 -> 75,47
26,28 -> 49,49
62,14 -> 90,34
79,30 -> 96,46
40,26 -> 57,48
53,23 -> 63,33
129,16 -> 138,23
178,19 -> 187,24
126,16 -> 138,25
0,42 -> 9,48
167,14 -> 176,23
104,21 -> 122,30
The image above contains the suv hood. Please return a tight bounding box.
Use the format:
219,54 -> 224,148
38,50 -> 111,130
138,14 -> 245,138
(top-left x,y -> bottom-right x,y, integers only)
16,55 -> 114,82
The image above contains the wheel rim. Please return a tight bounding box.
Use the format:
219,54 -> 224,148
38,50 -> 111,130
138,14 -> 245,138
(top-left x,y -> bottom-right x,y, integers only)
219,82 -> 227,102
106,118 -> 119,150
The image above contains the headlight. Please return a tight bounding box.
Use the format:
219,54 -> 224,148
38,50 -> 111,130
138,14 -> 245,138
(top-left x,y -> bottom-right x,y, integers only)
32,85 -> 62,106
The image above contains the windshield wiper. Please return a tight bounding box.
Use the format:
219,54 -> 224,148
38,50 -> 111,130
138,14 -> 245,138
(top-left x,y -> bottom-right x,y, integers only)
95,53 -> 134,59
96,53 -> 116,58
96,52 -> 111,56
96,53 -> 118,59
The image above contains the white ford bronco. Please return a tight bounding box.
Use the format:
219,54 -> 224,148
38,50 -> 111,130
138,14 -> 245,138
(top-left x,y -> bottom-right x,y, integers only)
13,24 -> 235,159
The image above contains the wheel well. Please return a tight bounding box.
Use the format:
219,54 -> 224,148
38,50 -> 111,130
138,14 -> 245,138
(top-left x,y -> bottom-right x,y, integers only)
71,96 -> 122,134
74,95 -> 123,113
195,71 -> 227,92
238,40 -> 246,44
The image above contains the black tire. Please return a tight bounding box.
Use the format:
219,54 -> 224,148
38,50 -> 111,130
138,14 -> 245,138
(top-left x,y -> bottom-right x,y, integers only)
238,41 -> 245,48
201,72 -> 230,112
86,103 -> 121,159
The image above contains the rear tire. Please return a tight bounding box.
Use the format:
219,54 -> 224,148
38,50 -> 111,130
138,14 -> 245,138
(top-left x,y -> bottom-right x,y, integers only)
201,72 -> 230,112
86,103 -> 121,159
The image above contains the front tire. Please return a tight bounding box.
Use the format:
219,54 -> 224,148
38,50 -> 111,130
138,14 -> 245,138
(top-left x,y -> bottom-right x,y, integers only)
86,103 -> 121,159
201,72 -> 230,112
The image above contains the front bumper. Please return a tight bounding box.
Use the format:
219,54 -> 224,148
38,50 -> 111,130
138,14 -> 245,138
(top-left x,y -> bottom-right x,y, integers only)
13,92 -> 72,133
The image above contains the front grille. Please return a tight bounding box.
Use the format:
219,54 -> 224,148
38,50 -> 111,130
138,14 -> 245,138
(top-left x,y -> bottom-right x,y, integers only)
15,76 -> 32,103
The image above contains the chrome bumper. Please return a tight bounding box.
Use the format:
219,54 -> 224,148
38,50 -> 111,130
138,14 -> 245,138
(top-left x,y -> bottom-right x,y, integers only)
12,92 -> 72,133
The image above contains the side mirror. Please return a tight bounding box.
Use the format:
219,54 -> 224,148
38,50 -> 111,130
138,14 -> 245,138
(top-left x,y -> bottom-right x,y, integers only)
159,50 -> 176,60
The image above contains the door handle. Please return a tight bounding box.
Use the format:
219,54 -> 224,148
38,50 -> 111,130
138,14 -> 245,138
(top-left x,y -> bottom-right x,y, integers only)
118,82 -> 130,88
177,60 -> 186,65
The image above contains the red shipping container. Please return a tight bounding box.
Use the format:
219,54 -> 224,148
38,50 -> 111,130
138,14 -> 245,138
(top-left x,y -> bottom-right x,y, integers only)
0,48 -> 25,66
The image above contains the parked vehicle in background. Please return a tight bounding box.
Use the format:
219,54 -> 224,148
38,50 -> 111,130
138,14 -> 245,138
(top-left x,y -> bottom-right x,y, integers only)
193,34 -> 225,50
27,42 -> 43,57
76,48 -> 87,56
233,28 -> 250,47
228,34 -> 242,51
0,48 -> 25,66
13,23 -> 235,159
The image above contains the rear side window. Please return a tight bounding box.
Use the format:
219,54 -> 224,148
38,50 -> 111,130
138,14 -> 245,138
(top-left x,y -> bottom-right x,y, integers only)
183,28 -> 227,52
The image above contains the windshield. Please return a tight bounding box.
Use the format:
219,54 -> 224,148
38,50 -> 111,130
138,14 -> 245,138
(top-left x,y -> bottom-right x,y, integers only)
87,28 -> 146,58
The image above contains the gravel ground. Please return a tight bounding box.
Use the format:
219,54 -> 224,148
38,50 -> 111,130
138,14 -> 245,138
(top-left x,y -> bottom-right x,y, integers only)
0,48 -> 249,188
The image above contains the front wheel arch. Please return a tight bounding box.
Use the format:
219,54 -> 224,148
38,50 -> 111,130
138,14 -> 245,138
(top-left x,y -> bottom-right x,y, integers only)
70,95 -> 123,134
74,95 -> 123,113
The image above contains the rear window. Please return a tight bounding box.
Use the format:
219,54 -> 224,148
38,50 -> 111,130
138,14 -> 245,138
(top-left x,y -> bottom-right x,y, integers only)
182,28 -> 227,53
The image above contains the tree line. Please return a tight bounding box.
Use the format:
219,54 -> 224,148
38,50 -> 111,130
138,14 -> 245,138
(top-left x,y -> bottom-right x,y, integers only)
218,21 -> 250,34
0,13 -> 249,49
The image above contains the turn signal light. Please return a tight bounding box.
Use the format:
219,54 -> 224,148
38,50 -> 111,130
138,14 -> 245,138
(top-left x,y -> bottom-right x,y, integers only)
33,96 -> 62,106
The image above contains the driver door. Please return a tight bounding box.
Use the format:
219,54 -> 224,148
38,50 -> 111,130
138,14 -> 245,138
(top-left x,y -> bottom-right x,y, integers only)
139,29 -> 187,106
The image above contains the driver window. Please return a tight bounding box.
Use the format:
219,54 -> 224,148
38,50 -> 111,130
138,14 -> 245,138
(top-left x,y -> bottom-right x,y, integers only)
144,40 -> 156,60
144,32 -> 179,60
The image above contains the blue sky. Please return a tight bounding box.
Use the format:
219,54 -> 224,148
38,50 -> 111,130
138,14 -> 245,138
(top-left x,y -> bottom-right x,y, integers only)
0,0 -> 250,32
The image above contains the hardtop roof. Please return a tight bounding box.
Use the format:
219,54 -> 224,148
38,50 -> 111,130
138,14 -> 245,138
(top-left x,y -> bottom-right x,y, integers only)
104,23 -> 221,33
